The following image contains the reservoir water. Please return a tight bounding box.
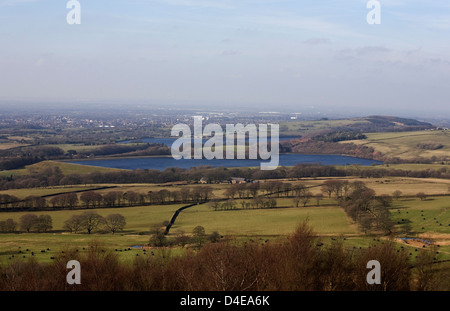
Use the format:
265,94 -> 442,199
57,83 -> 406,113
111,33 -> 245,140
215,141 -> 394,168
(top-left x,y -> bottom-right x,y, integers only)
69,154 -> 381,171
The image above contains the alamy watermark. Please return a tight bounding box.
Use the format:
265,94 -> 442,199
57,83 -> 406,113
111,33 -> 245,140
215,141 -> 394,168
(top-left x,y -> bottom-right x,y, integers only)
65,259 -> 380,285
170,116 -> 279,170
66,260 -> 81,285
366,260 -> 381,285
66,2 -> 379,26
367,0 -> 381,25
67,0 -> 81,25
65,2 -> 380,26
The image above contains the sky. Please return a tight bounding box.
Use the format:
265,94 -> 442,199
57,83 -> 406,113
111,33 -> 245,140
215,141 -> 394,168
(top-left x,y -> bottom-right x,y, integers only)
0,0 -> 449,116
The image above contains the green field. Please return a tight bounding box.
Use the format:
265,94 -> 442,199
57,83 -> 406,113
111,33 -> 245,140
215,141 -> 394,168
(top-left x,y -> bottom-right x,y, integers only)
0,233 -> 152,264
173,203 -> 357,236
0,204 -> 184,233
392,197 -> 450,234
0,203 -> 185,263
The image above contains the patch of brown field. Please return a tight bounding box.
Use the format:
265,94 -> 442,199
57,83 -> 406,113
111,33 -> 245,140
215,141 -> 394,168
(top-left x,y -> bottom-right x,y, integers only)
0,241 -> 23,248
418,233 -> 450,246
396,238 -> 429,248
0,143 -> 30,150
395,233 -> 450,247
406,178 -> 450,184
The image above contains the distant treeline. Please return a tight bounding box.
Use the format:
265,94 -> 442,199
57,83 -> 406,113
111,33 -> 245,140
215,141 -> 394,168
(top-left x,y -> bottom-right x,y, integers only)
1,163 -> 450,191
417,142 -> 444,150
0,186 -> 215,211
281,139 -> 449,164
312,131 -> 367,143
0,125 -> 171,145
343,116 -> 433,133
0,146 -> 65,170
0,212 -> 126,234
282,140 -> 382,161
0,144 -> 170,170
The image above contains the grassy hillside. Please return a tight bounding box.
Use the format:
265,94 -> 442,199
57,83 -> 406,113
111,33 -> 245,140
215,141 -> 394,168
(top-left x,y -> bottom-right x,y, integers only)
279,119 -> 370,137
342,130 -> 450,161
279,116 -> 433,138
0,160 -> 124,177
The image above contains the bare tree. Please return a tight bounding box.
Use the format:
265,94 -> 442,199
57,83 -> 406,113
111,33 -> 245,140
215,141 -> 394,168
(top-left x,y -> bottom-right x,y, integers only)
321,180 -> 347,199
417,192 -> 427,201
36,215 -> 53,233
20,214 -> 38,233
103,191 -> 122,207
392,190 -> 402,201
80,191 -> 102,208
315,193 -> 324,206
0,219 -> 18,233
199,186 -> 214,201
300,191 -> 313,207
64,214 -> 84,233
80,211 -> 105,234
124,191 -> 139,206
105,214 -> 126,234
179,188 -> 191,203
247,183 -> 260,198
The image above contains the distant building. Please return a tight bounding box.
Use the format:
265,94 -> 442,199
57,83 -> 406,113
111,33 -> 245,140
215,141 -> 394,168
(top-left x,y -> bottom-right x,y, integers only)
199,177 -> 208,184
229,177 -> 248,184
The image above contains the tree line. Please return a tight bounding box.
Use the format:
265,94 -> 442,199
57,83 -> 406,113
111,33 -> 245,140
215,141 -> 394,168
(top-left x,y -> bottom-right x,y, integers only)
2,163 -> 450,191
212,181 -> 321,210
149,225 -> 221,248
0,212 -> 126,234
0,143 -> 170,170
0,186 -> 215,211
320,180 -> 394,235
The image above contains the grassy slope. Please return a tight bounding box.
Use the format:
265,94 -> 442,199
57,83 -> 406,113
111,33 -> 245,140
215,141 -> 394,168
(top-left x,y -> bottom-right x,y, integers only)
0,142 -> 30,150
279,119 -> 370,137
0,160 -> 124,177
342,130 -> 450,160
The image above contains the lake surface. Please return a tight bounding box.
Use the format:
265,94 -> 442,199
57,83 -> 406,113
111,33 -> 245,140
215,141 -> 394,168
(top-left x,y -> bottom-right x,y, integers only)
69,154 -> 381,171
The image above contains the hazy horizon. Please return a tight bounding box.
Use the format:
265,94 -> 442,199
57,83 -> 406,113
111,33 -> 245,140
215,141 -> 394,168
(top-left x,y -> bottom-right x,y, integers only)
1,0 -> 449,116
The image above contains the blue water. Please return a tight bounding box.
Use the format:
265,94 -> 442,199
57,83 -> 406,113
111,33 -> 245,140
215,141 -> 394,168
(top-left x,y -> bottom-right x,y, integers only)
399,237 -> 432,244
69,154 -> 381,171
